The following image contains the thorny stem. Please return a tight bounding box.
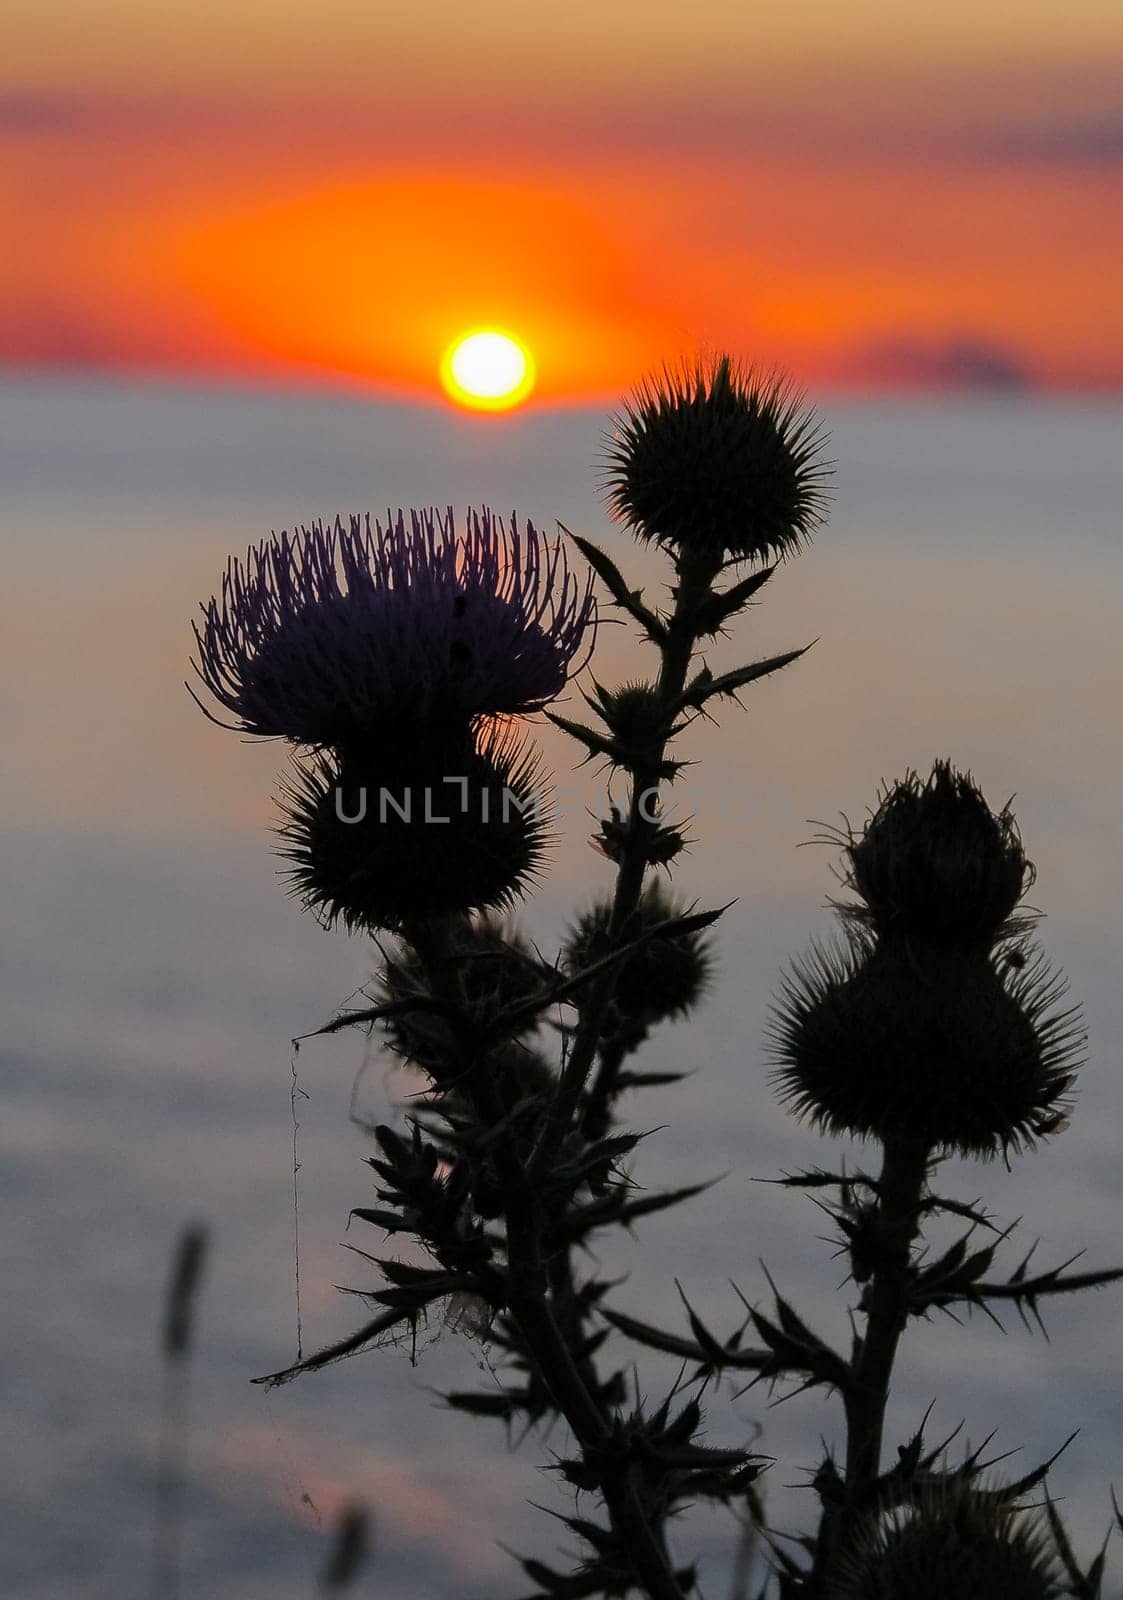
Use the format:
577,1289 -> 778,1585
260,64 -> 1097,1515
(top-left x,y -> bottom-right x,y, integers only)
813,1136 -> 930,1596
530,551 -> 720,1177
504,1204 -> 689,1600
581,1034 -> 631,1144
407,552 -> 725,1600
406,915 -> 689,1600
495,551 -> 718,1599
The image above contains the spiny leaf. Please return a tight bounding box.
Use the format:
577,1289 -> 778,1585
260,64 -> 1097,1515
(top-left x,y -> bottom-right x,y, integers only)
444,1390 -> 523,1419
673,646 -> 812,713
546,713 -> 626,764
989,1432 -> 1079,1501
562,528 -> 669,644
553,1180 -> 717,1246
612,1069 -> 691,1089
1043,1491 -> 1104,1599
759,1167 -> 875,1192
649,902 -> 734,939
348,1207 -> 415,1233
912,1256 -> 1123,1318
252,1307 -> 413,1387
676,1283 -> 729,1367
920,1192 -> 1003,1230
295,992 -> 456,1042
694,566 -> 776,635
512,1553 -> 615,1597
603,1305 -> 770,1373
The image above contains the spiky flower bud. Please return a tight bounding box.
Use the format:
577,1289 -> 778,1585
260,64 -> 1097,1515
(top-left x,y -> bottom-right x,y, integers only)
564,883 -> 712,1039
602,354 -> 829,566
277,725 -> 549,933
588,681 -> 668,750
770,938 -> 1081,1158
593,803 -> 687,869
836,1489 -> 1061,1600
771,764 -> 1083,1157
843,762 -> 1033,950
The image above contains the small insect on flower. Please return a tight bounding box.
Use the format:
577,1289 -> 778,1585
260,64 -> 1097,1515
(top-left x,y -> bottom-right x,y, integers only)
188,508 -> 596,749
602,353 -> 831,567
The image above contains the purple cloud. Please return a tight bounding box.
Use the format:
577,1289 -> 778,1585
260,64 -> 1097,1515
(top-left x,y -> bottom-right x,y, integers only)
850,336 -> 1033,392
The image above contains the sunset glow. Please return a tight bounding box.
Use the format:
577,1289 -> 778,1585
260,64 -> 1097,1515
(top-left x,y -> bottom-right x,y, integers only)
2,0 -> 1121,399
441,330 -> 535,411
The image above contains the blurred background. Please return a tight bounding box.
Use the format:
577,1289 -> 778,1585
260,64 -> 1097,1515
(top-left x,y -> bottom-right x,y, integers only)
2,2 -> 1122,1596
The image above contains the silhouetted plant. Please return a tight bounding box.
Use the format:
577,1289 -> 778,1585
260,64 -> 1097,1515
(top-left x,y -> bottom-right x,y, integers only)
190,351 -> 1123,1599
152,1225 -> 210,1600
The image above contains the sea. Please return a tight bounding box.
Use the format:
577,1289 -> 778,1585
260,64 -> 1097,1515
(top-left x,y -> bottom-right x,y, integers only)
2,374 -> 1121,1597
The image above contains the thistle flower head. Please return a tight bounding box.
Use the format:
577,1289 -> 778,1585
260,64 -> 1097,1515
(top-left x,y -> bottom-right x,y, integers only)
276,721 -> 550,933
842,762 -> 1033,950
602,353 -> 830,566
769,938 -> 1082,1158
836,1488 -> 1061,1600
190,508 -> 596,747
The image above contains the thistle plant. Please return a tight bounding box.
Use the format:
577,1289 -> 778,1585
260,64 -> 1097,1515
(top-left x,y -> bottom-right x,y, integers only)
190,353 -> 1122,1599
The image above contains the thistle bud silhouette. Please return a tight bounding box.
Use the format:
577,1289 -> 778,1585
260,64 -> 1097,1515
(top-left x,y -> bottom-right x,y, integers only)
602,353 -> 829,566
564,883 -> 712,1040
771,941 -> 1080,1156
844,762 -> 1032,949
277,725 -> 549,933
836,1489 -> 1061,1600
771,765 -> 1083,1157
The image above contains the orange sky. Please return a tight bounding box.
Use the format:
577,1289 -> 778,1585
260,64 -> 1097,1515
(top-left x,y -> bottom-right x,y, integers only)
2,0 -> 1122,400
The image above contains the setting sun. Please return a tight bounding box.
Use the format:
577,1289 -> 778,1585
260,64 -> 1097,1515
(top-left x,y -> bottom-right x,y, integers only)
441,329 -> 536,411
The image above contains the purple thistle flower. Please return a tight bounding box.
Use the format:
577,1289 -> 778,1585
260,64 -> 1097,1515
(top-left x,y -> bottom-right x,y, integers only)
189,508 -> 597,748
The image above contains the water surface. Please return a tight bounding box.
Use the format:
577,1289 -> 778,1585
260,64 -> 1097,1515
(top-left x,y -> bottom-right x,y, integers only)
3,377 -> 1121,1596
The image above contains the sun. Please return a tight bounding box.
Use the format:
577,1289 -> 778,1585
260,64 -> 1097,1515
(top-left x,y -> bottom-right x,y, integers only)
440,329 -> 536,411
